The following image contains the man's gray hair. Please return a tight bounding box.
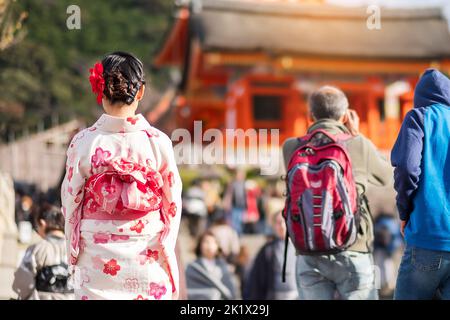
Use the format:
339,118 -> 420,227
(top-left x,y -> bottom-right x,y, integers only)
309,86 -> 349,121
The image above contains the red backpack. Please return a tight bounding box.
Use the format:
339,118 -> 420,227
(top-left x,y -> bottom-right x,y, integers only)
282,129 -> 361,281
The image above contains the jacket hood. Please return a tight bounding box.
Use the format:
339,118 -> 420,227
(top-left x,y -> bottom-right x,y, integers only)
308,118 -> 350,135
414,68 -> 450,108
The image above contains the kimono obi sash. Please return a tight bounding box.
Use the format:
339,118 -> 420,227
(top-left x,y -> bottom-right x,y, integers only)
82,159 -> 163,220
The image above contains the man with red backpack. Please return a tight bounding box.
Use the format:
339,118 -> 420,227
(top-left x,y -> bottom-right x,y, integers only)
282,86 -> 392,300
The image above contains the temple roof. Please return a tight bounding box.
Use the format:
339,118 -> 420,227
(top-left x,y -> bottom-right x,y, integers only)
186,0 -> 450,59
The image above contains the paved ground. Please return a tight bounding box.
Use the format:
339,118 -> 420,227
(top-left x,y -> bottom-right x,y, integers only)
0,232 -> 40,300
0,218 -> 267,300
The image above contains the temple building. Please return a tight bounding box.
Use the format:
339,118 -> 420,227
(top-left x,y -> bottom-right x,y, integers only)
153,0 -> 450,150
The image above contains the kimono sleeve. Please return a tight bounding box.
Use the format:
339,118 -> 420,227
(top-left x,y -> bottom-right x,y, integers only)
61,135 -> 86,265
158,133 -> 182,251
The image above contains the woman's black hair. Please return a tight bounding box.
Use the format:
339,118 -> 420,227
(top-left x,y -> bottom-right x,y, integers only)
101,51 -> 146,105
194,231 -> 223,259
34,203 -> 65,233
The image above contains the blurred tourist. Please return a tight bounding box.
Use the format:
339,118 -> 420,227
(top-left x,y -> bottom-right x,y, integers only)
242,179 -> 260,235
16,195 -> 34,244
373,213 -> 403,298
235,244 -> 251,299
12,204 -> 74,300
182,179 -> 208,238
209,211 -> 240,266
243,212 -> 298,300
185,231 -> 237,300
223,169 -> 247,236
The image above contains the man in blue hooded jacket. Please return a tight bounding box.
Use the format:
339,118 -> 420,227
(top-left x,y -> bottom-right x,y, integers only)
392,69 -> 450,300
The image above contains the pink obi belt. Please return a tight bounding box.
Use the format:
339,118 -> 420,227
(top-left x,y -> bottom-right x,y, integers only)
82,160 -> 163,220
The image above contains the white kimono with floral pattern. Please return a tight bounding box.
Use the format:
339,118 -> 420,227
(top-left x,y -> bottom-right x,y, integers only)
61,114 -> 182,300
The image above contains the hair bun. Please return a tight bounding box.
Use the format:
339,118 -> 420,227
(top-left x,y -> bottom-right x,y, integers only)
101,52 -> 146,105
104,71 -> 133,104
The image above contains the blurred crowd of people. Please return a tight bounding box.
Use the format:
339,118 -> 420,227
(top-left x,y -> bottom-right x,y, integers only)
181,168 -> 404,300
9,167 -> 403,300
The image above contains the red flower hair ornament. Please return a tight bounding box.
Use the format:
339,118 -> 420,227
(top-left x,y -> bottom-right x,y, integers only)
89,62 -> 105,105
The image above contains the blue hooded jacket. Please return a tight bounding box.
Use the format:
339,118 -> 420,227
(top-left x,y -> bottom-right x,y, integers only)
391,68 -> 450,251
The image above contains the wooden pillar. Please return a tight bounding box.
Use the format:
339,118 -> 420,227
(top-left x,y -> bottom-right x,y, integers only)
367,92 -> 380,147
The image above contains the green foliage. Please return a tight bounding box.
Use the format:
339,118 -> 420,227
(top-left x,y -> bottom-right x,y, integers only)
0,0 -> 174,141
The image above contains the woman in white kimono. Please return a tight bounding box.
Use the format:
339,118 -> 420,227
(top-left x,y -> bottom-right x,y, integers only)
61,52 -> 182,300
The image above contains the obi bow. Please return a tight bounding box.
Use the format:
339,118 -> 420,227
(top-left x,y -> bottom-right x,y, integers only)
84,161 -> 163,214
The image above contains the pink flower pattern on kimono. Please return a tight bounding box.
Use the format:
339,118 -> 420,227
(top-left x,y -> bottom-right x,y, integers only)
143,128 -> 160,138
79,237 -> 87,253
148,282 -> 167,300
103,259 -> 121,276
85,198 -> 99,214
93,232 -> 110,244
110,234 -> 130,241
68,167 -> 74,182
62,114 -> 182,299
74,194 -> 82,204
130,220 -> 145,234
123,278 -> 140,292
81,296 -> 89,300
168,202 -> 177,218
103,183 -> 117,197
167,171 -> 174,188
68,206 -> 81,225
126,116 -> 139,125
71,130 -> 85,144
91,147 -> 111,168
137,249 -> 159,265
143,189 -> 162,208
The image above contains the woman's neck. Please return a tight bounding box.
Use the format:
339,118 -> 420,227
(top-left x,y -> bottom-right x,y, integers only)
104,103 -> 137,118
47,230 -> 65,238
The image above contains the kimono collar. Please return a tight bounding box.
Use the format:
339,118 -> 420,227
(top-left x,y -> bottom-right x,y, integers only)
94,113 -> 151,133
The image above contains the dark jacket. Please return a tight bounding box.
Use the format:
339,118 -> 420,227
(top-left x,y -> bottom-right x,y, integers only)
283,120 -> 392,252
244,237 -> 297,300
391,68 -> 450,251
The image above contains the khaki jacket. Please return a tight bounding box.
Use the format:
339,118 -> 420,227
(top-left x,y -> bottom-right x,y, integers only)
282,119 -> 392,253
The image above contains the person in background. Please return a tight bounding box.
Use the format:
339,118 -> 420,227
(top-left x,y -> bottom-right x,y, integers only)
235,244 -> 251,299
182,179 -> 208,238
373,213 -> 403,298
185,231 -> 237,300
256,183 -> 270,235
223,169 -> 247,236
243,211 -> 298,300
283,86 -> 392,300
209,211 -> 241,266
200,179 -> 223,226
392,69 -> 450,300
61,52 -> 182,300
15,195 -> 34,244
242,179 -> 261,235
12,204 -> 74,300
